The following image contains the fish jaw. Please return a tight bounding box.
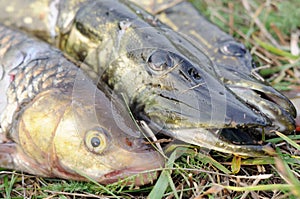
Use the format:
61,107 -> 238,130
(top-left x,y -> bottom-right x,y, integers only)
221,67 -> 296,134
169,127 -> 272,157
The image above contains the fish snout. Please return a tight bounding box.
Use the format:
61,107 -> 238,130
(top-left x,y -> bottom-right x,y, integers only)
226,73 -> 296,134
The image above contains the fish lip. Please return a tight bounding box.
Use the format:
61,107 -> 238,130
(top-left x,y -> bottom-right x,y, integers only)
103,167 -> 157,180
229,84 -> 296,118
100,160 -> 163,185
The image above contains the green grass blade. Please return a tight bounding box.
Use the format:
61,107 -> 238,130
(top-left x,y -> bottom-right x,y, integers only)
167,171 -> 179,199
275,131 -> 300,151
267,134 -> 300,144
275,150 -> 300,198
3,172 -> 17,199
148,148 -> 177,199
197,153 -> 231,174
253,36 -> 300,59
241,157 -> 275,165
148,170 -> 169,199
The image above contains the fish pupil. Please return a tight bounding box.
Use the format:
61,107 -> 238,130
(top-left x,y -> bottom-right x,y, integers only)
91,137 -> 101,147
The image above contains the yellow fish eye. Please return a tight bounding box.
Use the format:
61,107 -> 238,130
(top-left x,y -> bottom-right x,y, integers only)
85,128 -> 107,154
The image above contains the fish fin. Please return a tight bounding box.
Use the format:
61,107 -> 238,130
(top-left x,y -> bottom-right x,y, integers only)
0,142 -> 17,170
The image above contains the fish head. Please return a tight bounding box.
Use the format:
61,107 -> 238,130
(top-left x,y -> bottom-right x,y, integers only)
104,46 -> 281,157
14,75 -> 163,185
109,48 -> 269,134
215,39 -> 296,134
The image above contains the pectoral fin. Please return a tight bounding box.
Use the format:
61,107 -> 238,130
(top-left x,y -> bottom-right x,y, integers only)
0,142 -> 17,170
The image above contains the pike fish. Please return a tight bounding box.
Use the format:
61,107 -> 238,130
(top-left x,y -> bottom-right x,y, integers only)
0,24 -> 164,185
0,0 -> 296,156
129,0 -> 297,142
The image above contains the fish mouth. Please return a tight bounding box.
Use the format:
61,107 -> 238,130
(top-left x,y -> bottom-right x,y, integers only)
221,68 -> 296,134
100,166 -> 160,185
130,76 -> 276,156
98,149 -> 164,185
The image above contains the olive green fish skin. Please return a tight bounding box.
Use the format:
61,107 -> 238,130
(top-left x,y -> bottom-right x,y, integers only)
0,24 -> 164,185
0,0 -> 291,157
129,0 -> 296,136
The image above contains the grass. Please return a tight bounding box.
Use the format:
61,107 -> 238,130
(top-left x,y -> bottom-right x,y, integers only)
1,0 -> 300,198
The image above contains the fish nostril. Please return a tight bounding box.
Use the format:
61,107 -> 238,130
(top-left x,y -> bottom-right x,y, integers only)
219,41 -> 247,57
187,67 -> 202,81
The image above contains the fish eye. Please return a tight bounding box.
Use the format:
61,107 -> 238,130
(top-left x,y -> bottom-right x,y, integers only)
147,50 -> 173,71
219,41 -> 246,57
85,128 -> 107,154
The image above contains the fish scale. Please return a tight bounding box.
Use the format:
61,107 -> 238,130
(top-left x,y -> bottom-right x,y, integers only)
0,25 -> 78,135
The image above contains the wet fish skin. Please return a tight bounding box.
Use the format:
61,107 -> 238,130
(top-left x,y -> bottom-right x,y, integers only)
0,0 -> 282,157
128,0 -> 296,135
0,24 -> 164,185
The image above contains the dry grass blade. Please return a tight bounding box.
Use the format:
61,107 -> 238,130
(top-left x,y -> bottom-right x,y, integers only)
43,190 -> 106,199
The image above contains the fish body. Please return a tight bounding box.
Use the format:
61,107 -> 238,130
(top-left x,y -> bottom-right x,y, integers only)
0,24 -> 163,185
0,0 -> 296,156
